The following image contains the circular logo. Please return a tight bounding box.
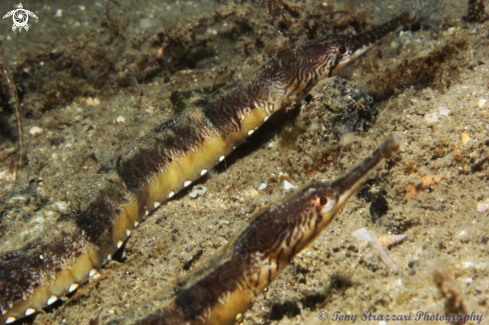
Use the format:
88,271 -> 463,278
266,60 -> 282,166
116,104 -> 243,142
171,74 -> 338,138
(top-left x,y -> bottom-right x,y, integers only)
13,9 -> 28,28
318,311 -> 329,321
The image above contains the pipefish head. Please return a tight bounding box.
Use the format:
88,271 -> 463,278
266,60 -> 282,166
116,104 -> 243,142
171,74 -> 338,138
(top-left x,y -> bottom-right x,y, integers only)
301,9 -> 417,76
269,134 -> 400,257
313,134 -> 400,228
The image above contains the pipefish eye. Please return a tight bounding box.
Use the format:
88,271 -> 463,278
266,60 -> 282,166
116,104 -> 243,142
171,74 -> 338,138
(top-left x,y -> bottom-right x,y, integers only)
338,45 -> 347,55
315,195 -> 334,213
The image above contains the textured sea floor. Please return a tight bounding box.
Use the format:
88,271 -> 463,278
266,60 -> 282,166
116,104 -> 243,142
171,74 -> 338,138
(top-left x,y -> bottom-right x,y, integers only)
0,0 -> 488,324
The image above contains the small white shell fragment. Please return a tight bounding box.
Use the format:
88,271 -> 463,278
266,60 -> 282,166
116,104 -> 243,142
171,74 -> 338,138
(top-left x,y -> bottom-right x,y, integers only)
126,229 -> 131,236
189,185 -> 207,198
352,227 -> 373,242
5,317 -> 16,324
477,200 -> 489,212
154,201 -> 161,208
184,180 -> 192,187
439,106 -> 451,116
459,230 -> 467,237
200,169 -> 208,176
107,254 -> 112,261
258,183 -> 267,191
68,283 -> 79,293
29,126 -> 44,135
54,9 -> 62,17
168,191 -> 175,198
117,240 -> 123,248
478,99 -> 487,108
353,228 -> 407,248
219,155 -> 225,162
283,180 -> 296,190
115,115 -> 126,123
134,221 -> 139,227
248,130 -> 254,136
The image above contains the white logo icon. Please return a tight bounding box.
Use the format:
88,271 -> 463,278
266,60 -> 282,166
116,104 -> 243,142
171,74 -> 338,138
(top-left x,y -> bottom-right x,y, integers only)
3,3 -> 38,32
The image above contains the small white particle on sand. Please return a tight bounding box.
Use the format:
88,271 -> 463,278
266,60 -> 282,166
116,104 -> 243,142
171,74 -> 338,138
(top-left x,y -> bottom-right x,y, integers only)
258,183 -> 267,191
189,185 -> 207,198
424,112 -> 439,124
54,9 -> 62,17
477,200 -> 489,212
352,227 -> 373,241
116,116 -> 126,123
478,99 -> 487,108
439,106 -> 451,116
86,97 -> 97,106
283,180 -> 296,190
29,126 -> 44,135
461,261 -> 474,269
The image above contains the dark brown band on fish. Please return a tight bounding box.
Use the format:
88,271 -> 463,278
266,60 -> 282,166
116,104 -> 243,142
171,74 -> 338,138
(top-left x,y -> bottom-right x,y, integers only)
108,135 -> 400,325
0,9 -> 415,325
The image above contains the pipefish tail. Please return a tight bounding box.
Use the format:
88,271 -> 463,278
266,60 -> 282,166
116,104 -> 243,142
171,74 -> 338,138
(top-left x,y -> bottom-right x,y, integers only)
0,9 -> 416,325
109,134 -> 401,325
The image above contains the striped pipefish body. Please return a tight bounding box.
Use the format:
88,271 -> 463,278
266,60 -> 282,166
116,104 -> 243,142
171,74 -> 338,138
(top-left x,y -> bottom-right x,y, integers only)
0,10 -> 416,325
109,134 -> 400,325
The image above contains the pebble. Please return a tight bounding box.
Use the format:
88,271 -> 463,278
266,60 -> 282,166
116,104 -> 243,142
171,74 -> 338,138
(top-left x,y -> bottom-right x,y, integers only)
86,97 -> 100,106
283,180 -> 296,190
478,99 -> 487,108
439,106 -> 450,116
115,116 -> 126,123
477,200 -> 489,213
54,9 -> 62,17
29,126 -> 44,135
258,183 -> 267,191
189,185 -> 207,198
460,132 -> 471,146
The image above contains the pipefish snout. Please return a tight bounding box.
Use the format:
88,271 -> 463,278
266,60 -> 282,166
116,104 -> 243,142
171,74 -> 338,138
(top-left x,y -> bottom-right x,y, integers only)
109,135 -> 400,325
0,8 -> 415,325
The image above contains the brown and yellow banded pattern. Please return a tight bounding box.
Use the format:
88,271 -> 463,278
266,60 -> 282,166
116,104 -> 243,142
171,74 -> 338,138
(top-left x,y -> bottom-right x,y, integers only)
109,135 -> 400,325
0,10 -> 415,325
